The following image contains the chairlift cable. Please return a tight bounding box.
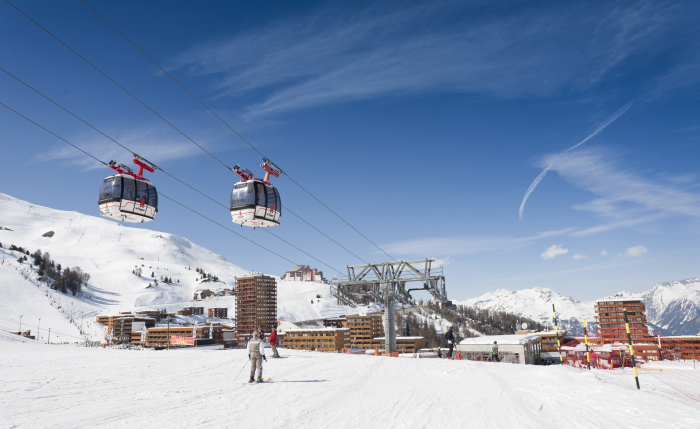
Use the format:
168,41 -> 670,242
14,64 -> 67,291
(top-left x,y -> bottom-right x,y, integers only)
0,98 -> 345,275
78,0 -> 395,262
7,0 -> 375,264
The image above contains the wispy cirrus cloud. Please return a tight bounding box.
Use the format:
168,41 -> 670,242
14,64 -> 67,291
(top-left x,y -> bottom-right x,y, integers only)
32,126 -> 204,171
536,148 -> 700,235
518,102 -> 633,220
381,227 -> 574,257
170,1 -> 679,119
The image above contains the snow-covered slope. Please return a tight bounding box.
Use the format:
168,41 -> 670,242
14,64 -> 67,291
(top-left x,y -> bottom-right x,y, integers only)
1,341 -> 698,428
0,193 -> 372,341
456,288 -> 595,335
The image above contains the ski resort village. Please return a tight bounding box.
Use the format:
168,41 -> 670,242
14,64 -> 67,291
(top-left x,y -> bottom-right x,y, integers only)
2,1 -> 700,428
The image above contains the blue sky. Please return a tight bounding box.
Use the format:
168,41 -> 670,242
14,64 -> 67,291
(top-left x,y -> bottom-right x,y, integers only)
1,0 -> 699,301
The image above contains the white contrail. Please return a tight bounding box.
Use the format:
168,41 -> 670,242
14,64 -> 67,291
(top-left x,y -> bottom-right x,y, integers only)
518,102 -> 633,220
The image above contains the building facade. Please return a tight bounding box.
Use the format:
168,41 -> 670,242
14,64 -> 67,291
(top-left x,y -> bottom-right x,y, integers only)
281,264 -> 325,282
534,330 -> 568,353
373,336 -> 426,353
208,308 -> 228,318
177,307 -> 204,316
96,313 -> 156,344
456,334 -> 542,365
235,274 -> 277,346
595,299 -> 648,341
347,314 -> 384,349
284,328 -> 350,352
140,324 -> 233,347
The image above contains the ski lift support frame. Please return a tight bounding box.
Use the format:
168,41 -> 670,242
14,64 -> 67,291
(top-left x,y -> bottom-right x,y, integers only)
331,258 -> 448,353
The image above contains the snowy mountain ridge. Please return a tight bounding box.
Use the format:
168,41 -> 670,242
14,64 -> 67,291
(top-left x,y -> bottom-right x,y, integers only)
456,287 -> 596,335
458,279 -> 700,336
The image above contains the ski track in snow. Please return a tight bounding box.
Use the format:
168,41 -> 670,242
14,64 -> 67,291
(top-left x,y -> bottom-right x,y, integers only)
1,340 -> 698,428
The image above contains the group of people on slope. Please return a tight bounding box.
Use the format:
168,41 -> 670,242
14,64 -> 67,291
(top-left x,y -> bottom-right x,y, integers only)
245,326 -> 281,383
443,326 -> 500,362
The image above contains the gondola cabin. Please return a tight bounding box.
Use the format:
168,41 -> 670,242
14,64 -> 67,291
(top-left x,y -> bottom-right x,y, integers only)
98,157 -> 158,223
230,160 -> 282,227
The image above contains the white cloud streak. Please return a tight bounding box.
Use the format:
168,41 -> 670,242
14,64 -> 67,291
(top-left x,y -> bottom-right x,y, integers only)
626,245 -> 648,257
541,244 -> 568,260
573,253 -> 587,260
382,227 -> 574,257
549,149 -> 700,220
169,2 -> 672,119
518,102 -> 633,220
31,126 -> 207,171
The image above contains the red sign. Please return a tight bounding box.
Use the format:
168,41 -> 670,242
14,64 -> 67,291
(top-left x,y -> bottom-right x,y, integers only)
171,336 -> 195,346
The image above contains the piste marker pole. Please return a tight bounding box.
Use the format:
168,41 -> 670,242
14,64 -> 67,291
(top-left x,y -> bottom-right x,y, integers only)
584,318 -> 591,371
623,308 -> 641,390
552,304 -> 563,363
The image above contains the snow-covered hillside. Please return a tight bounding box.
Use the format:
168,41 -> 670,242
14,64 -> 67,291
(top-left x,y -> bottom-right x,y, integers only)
599,279 -> 700,335
456,288 -> 595,335
0,193 -> 374,341
643,279 -> 700,335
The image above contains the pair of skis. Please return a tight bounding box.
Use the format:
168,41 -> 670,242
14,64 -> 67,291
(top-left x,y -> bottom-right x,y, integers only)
244,378 -> 271,384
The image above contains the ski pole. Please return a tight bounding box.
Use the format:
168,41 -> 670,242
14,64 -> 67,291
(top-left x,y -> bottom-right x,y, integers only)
233,357 -> 249,381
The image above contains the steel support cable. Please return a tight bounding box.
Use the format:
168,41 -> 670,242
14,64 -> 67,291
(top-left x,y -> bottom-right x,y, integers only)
78,0 -> 395,262
0,102 -> 301,267
0,66 -> 223,210
0,101 -> 107,167
4,0 -> 229,171
7,0 -> 373,266
1,98 -> 347,276
0,69 -> 347,275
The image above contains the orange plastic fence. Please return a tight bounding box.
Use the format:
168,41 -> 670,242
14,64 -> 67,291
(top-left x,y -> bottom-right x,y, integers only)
560,324 -> 700,402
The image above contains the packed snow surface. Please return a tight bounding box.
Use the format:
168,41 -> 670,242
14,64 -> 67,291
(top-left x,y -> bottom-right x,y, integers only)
1,339 -> 698,428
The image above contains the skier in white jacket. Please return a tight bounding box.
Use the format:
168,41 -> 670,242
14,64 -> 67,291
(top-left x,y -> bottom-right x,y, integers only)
247,331 -> 267,383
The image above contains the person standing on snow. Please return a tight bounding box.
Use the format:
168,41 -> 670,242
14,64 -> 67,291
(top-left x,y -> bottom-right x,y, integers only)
247,331 -> 267,383
445,326 -> 455,358
491,341 -> 500,362
269,327 -> 280,358
258,326 -> 266,342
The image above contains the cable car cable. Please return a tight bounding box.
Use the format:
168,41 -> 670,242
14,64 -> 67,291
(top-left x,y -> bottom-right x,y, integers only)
4,0 -> 229,172
6,0 -> 375,264
78,0 -> 396,262
0,68 -> 348,273
282,207 -> 368,264
0,99 -> 346,275
0,101 -> 107,168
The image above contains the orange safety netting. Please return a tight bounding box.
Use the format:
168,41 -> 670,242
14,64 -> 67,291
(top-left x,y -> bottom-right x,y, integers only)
560,324 -> 700,402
